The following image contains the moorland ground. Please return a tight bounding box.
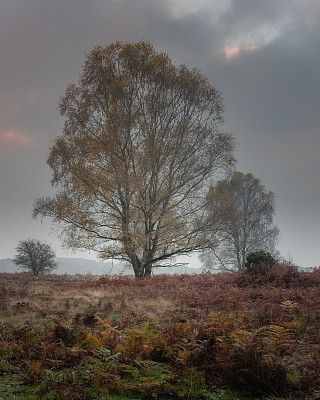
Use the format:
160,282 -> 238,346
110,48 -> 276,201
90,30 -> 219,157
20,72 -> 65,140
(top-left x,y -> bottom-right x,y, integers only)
1,264 -> 320,399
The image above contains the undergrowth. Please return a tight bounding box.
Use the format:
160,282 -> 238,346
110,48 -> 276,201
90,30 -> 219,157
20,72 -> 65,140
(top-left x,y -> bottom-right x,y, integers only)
1,264 -> 320,399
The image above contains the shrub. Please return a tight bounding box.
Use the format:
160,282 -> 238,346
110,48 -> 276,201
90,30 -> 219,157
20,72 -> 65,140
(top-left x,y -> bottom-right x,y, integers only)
244,250 -> 276,275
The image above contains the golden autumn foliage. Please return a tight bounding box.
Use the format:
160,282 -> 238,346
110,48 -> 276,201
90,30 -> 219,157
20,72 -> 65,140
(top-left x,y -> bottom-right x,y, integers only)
1,266 -> 320,398
33,40 -> 235,278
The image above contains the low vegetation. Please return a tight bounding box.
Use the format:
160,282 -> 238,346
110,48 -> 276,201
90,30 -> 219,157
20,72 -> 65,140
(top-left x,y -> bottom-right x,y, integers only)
1,264 -> 320,399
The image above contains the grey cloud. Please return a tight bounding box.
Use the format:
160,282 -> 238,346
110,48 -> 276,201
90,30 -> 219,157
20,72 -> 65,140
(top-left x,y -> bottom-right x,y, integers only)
0,0 -> 319,265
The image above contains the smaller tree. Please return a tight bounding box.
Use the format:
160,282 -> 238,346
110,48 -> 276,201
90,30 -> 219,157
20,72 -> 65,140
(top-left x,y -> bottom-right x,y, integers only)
202,171 -> 279,271
13,239 -> 58,275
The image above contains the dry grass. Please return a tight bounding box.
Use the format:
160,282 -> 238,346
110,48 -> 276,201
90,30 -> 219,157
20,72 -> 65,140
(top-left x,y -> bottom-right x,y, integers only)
1,265 -> 320,399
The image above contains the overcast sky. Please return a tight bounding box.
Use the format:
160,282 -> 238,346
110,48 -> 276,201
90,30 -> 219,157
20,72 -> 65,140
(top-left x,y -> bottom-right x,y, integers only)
1,0 -> 319,267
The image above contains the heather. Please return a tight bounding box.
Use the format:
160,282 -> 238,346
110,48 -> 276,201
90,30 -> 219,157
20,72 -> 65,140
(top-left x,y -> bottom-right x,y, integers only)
1,264 -> 320,399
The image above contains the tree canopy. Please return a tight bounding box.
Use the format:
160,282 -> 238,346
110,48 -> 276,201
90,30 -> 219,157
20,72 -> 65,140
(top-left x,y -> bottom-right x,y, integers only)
13,239 -> 57,275
202,171 -> 279,271
33,41 -> 235,278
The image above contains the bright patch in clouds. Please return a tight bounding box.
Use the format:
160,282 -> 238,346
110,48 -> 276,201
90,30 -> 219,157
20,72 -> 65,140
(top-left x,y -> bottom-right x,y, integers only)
223,44 -> 257,60
1,129 -> 32,146
222,20 -> 284,61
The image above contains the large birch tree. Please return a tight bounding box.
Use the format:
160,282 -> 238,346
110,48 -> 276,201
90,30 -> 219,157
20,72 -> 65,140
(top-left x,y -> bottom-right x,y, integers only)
33,41 -> 235,278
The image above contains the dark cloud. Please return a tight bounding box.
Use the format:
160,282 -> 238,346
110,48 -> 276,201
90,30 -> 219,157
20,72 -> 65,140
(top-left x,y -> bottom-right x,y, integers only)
1,0 -> 319,266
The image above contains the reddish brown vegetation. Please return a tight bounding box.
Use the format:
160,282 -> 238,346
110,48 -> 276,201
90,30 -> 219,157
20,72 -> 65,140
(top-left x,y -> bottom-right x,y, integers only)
1,264 -> 320,398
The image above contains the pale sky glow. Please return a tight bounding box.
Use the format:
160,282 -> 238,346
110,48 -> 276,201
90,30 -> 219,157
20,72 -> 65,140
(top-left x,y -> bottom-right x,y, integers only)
222,21 -> 285,54
223,44 -> 257,60
1,129 -> 31,146
0,0 -> 319,268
